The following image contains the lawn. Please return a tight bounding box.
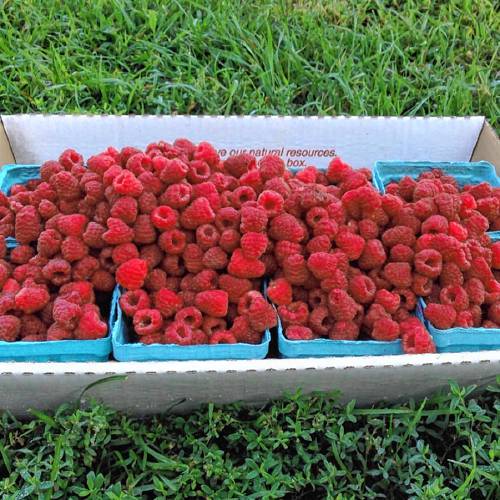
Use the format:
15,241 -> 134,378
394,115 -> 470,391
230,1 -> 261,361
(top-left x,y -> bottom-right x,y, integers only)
0,0 -> 499,498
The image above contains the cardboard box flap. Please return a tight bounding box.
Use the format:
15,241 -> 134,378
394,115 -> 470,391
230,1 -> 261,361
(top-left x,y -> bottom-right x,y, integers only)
472,120 -> 500,168
0,115 -> 488,169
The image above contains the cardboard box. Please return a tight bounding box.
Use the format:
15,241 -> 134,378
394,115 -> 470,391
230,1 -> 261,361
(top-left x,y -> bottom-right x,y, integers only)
0,114 -> 499,416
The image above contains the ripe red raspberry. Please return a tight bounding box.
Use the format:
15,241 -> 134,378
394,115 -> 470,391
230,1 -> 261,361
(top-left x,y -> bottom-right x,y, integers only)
164,321 -> 194,345
87,153 -> 116,175
313,219 -> 338,240
371,317 -> 400,341
179,244 -> 201,273
411,273 -> 432,297
59,148 -> 83,169
61,236 -> 88,262
0,293 -> 15,315
19,314 -> 46,339
208,330 -> 236,345
40,160 -> 64,182
119,289 -> 150,317
228,249 -> 265,279
195,224 -> 220,249
60,281 -> 95,304
454,310 -> 474,328
269,214 -> 305,243
131,214 -> 156,245
388,244 -> 414,264
217,274 -> 252,304
306,235 -> 331,254
328,320 -> 359,340
102,218 -> 134,245
53,298 -> 82,330
191,269 -> 218,292
10,245 -> 34,265
36,229 -> 62,257
448,221 -> 468,242
162,183 -> 192,209
257,190 -> 284,218
464,212 -> 489,238
186,160 -> 211,184
326,157 -> 352,184
439,285 -> 469,311
195,290 -> 228,318
126,152 -> 152,176
283,325 -> 314,341
133,309 -> 163,336
283,254 -> 310,285
56,214 -> 88,237
116,258 -> 148,290
240,232 -> 268,259
113,170 -> 143,197
413,249 -> 442,279
175,306 -> 203,329
15,205 -> 41,244
46,323 -> 72,341
334,229 -> 365,260
110,243 -> 139,266
274,240 -> 303,264
307,306 -> 332,336
488,302 -> 500,324
42,258 -> 72,286
349,275 -> 376,304
144,269 -> 167,292
200,315 -> 226,336
91,269 -> 115,292
267,278 -> 293,306
50,171 -> 81,200
230,316 -> 261,344
202,247 -> 228,270
358,219 -> 379,240
109,196 -> 138,225
327,289 -> 357,321
400,317 -> 436,354
240,206 -> 268,233
0,315 -> 21,341
154,288 -> 183,318
75,304 -> 108,340
421,214 -> 449,234
138,191 -> 158,214
358,239 -> 387,270
464,278 -> 485,305
308,289 -> 327,309
381,226 -> 416,249
276,300 -> 308,327
424,303 -> 457,329
14,286 -> 50,314
150,205 -> 178,231
305,253 -> 336,280
373,289 -> 400,314
258,155 -> 285,182
180,198 -> 215,229
223,153 -> 256,178
381,262 -> 411,288
156,229 -> 186,255
82,222 -> 106,249
193,141 -> 220,169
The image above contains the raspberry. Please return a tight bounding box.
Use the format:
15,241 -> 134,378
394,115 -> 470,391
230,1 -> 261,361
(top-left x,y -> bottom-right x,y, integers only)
240,206 -> 268,233
230,316 -> 261,344
465,279 -> 485,305
363,303 -> 390,328
240,232 -> 268,259
358,219 -> 380,240
358,239 -> 387,270
42,258 -> 72,286
36,229 -> 62,257
132,214 -> 156,244
0,293 -> 14,315
285,325 -> 315,341
75,304 -> 108,340
228,249 -> 265,279
276,300 -> 309,327
306,235 -> 331,254
186,160 -> 211,184
109,196 -> 138,224
383,262 -> 412,288
55,214 -> 87,237
257,190 -> 284,218
424,303 -> 456,329
14,286 -> 50,314
488,303 -> 500,324
150,206 -> 178,231
267,278 -> 293,306
113,170 -> 143,197
308,289 -> 328,308
103,218 -> 134,245
202,316 -> 227,336
421,215 -> 449,234
209,330 -> 237,345
59,148 -> 83,169
0,315 -> 21,341
283,254 -> 310,285
258,155 -> 284,182
381,226 -> 416,248
60,281 -> 95,304
374,289 -> 400,314
492,242 -> 500,270
61,236 -> 88,262
138,191 -> 158,214
162,183 -> 192,209
133,309 -> 163,336
327,289 -> 357,321
413,249 -> 442,279
91,270 -> 115,292
453,310 -> 474,328
313,219 -> 338,240
164,321 -> 194,345
464,212 -> 489,238
400,318 -> 436,354
202,247 -> 228,270
412,274 -> 432,297
180,198 -> 215,229
191,269 -> 218,291
269,214 -> 305,243
83,222 -> 106,248
46,324 -> 73,341
53,299 -> 82,329
195,290 -> 228,317
482,320 -> 499,329
152,288 -> 183,318
308,306 -> 333,335
87,153 -> 116,175
156,229 -> 185,255
274,241 -> 303,264
116,259 -> 148,290
15,205 -> 41,244
439,285 -> 469,311
175,306 -> 203,328
195,224 -> 220,250
326,157 -> 352,184
439,262 -> 464,288
381,193 -> 404,217
219,274 -> 253,303
119,289 -> 151,317
393,288 -> 416,311
10,245 -> 34,265
215,207 -> 240,232
349,275 -> 376,304
328,321 -> 359,340
19,315 -> 46,338
371,317 -> 400,341
40,160 -> 64,182
144,269 -> 167,292
183,244 -> 204,273
223,153 -> 256,178
335,229 -> 365,260
110,243 -> 139,266
50,171 -> 80,200
389,244 -> 414,263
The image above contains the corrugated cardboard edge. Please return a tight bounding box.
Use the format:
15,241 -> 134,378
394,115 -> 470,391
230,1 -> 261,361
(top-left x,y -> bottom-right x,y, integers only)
0,116 -> 15,164
471,119 -> 500,171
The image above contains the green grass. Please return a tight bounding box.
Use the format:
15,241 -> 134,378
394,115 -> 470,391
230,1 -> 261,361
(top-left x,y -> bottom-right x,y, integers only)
1,382 -> 499,499
0,1 -> 499,497
0,0 -> 498,125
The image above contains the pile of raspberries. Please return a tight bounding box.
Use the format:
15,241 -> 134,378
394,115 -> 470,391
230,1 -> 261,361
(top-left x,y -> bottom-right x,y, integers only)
0,139 -> 497,353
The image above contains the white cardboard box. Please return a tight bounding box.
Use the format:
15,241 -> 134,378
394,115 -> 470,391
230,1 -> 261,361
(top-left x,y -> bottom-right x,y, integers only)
0,115 -> 498,416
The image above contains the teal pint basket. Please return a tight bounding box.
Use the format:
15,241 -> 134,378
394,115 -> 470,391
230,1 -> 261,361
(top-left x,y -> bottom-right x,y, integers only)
111,286 -> 271,361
